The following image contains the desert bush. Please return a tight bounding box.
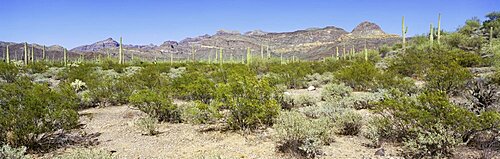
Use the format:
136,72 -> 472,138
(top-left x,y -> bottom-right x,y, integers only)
274,111 -> 333,158
305,72 -> 333,87
360,116 -> 385,148
335,61 -> 380,91
128,89 -> 180,122
321,83 -> 352,101
171,71 -> 215,103
167,67 -> 186,79
179,101 -> 220,124
299,102 -> 345,119
135,116 -> 159,135
402,124 -> 459,158
0,144 -> 30,159
0,78 -> 79,148
425,62 -> 473,95
214,71 -> 280,129
339,91 -> 385,110
283,93 -> 319,108
0,62 -> 19,83
55,148 -> 115,159
333,110 -> 363,136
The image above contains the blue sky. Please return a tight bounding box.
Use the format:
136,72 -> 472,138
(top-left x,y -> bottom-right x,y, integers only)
1,0 -> 498,48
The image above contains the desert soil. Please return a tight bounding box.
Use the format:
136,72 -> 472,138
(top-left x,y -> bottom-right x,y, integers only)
39,89 -> 403,159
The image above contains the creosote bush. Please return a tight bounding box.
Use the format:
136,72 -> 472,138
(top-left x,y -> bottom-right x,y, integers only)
321,83 -> 352,101
0,144 -> 30,159
0,78 -> 79,148
333,110 -> 363,136
274,111 -> 333,158
129,89 -> 180,122
135,116 -> 159,136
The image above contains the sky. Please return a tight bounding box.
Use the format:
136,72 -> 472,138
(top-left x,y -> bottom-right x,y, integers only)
1,0 -> 498,48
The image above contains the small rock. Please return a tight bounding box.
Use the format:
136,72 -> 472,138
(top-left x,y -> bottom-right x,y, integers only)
375,148 -> 385,156
307,86 -> 316,91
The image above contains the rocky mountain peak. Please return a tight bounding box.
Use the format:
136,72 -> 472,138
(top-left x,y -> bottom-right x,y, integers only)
71,38 -> 119,52
351,21 -> 386,36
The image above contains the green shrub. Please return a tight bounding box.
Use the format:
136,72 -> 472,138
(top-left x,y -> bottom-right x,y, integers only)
402,124 -> 459,158
55,148 -> 115,159
335,61 -> 379,91
305,72 -> 333,87
283,94 -> 319,108
135,117 -> 159,135
339,91 -> 385,110
333,110 -> 363,136
321,83 -> 352,101
274,111 -> 333,158
360,116 -> 384,148
0,79 -> 79,148
214,71 -> 280,129
172,71 -> 215,103
129,89 -> 179,122
179,101 -> 220,124
425,63 -> 473,95
0,144 -> 30,159
0,62 -> 19,83
299,102 -> 346,119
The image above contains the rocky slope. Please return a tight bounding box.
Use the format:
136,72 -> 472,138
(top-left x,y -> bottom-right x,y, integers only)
0,21 -> 400,61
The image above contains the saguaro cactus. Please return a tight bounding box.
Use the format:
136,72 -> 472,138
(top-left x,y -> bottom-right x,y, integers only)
191,45 -> 195,62
437,14 -> 441,44
119,37 -> 123,64
430,23 -> 434,44
170,53 -> 173,65
336,46 -> 339,60
280,52 -> 283,64
364,41 -> 368,61
266,45 -> 270,59
260,45 -> 264,59
246,47 -> 251,65
220,48 -> 223,64
42,45 -> 46,61
31,45 -> 34,63
24,42 -> 28,65
402,16 -> 408,53
5,45 -> 9,64
63,48 -> 68,65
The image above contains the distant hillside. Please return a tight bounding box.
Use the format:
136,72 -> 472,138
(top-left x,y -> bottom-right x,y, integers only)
0,21 -> 400,61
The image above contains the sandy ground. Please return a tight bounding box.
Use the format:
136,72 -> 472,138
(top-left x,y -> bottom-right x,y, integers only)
39,88 -> 402,158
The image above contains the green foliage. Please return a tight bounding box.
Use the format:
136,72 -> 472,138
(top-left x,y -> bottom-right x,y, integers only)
333,110 -> 363,135
129,89 -> 179,122
214,69 -> 280,130
135,117 -> 159,136
425,62 -> 473,95
274,111 -> 333,158
283,93 -> 319,108
55,148 -> 115,159
0,79 -> 79,148
335,61 -> 379,91
0,144 -> 30,159
0,62 -> 19,83
403,124 -> 459,158
321,83 -> 352,101
179,101 -> 220,124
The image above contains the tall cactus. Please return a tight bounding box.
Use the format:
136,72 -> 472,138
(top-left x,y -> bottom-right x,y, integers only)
437,14 -> 441,44
220,48 -> 223,64
336,46 -> 339,60
119,37 -> 123,64
5,45 -> 9,64
24,42 -> 28,65
260,45 -> 264,59
266,45 -> 270,59
430,23 -> 434,44
402,16 -> 408,53
230,53 -> 233,63
246,47 -> 251,65
31,45 -> 34,63
280,52 -> 283,64
63,48 -> 67,65
191,45 -> 195,62
364,41 -> 368,61
343,46 -> 346,60
42,45 -> 46,61
170,53 -> 173,65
